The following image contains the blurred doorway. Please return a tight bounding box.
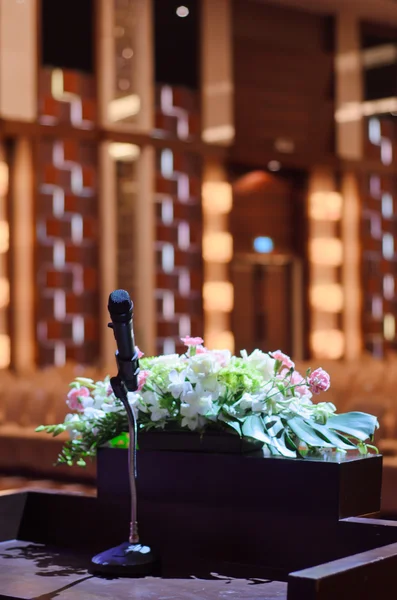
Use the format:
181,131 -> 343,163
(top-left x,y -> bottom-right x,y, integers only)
232,255 -> 303,357
230,168 -> 306,358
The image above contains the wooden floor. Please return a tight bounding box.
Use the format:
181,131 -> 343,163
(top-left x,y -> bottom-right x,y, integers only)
0,540 -> 287,600
0,475 -> 96,496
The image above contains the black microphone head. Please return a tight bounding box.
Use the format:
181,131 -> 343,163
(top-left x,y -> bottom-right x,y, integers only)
108,289 -> 133,316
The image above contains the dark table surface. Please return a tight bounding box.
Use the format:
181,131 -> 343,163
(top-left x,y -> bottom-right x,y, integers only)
0,540 -> 287,600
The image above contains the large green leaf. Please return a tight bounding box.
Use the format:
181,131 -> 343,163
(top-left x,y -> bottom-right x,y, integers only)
327,412 -> 379,442
263,415 -> 283,437
242,414 -> 272,445
271,432 -> 297,458
218,412 -> 242,436
307,421 -> 356,450
287,417 -> 334,448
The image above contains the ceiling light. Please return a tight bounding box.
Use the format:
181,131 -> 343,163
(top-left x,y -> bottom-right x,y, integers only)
122,48 -> 134,59
176,6 -> 189,17
268,160 -> 281,172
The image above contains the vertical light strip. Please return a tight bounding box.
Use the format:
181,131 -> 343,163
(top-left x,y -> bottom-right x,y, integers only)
99,142 -> 118,369
334,12 -> 363,159
341,172 -> 362,358
308,169 -> 344,360
135,147 -> 156,355
201,0 -> 234,145
0,0 -> 37,121
0,148 -> 9,368
12,139 -> 35,372
202,160 -> 234,351
98,0 -> 154,131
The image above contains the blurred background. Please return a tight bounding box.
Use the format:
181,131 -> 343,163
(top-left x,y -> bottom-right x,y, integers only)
2,0 -> 397,506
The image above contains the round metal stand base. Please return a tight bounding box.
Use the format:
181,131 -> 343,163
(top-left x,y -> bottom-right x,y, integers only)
91,541 -> 156,577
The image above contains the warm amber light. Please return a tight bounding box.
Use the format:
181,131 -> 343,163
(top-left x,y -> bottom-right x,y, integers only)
0,277 -> 9,308
0,334 -> 10,368
108,143 -> 140,162
311,330 -> 345,359
108,94 -> 141,121
0,221 -> 9,254
205,330 -> 235,352
203,232 -> 233,263
309,192 -> 343,221
310,284 -> 343,313
203,281 -> 233,312
384,314 -> 395,341
310,239 -> 343,266
0,162 -> 8,197
202,182 -> 232,215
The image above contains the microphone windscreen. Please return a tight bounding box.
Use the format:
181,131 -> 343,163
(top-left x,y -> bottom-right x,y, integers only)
108,289 -> 133,314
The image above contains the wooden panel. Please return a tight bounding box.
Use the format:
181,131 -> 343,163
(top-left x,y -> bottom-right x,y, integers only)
233,0 -> 334,157
154,147 -> 203,354
35,139 -> 99,366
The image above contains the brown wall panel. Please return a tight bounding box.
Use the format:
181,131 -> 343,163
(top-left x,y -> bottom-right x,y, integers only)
233,0 -> 334,158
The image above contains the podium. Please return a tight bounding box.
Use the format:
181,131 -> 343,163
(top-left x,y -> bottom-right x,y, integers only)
1,450 -> 397,599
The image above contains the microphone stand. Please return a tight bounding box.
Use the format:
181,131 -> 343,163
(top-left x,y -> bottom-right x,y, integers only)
90,351 -> 156,576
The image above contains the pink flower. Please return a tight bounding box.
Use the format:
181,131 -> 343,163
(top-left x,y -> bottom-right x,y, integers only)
195,345 -> 208,354
308,368 -> 331,394
137,369 -> 151,391
271,350 -> 295,371
106,383 -> 113,396
290,371 -> 310,397
136,346 -> 144,359
212,350 -> 231,367
67,386 -> 90,412
181,336 -> 204,347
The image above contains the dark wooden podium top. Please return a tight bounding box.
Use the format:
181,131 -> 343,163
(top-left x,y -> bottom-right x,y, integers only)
0,540 -> 287,600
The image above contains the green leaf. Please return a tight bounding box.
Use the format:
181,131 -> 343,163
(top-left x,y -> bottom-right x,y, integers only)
35,426 -> 46,432
263,415 -> 283,437
218,412 -> 242,436
309,420 -> 357,450
271,432 -> 297,458
327,412 -> 379,442
242,415 -> 271,444
287,417 -> 334,448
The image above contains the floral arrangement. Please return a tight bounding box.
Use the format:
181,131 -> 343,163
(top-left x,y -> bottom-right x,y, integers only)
37,337 -> 379,466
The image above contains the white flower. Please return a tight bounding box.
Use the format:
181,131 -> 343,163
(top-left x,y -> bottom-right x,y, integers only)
181,415 -> 199,430
64,413 -> 80,429
128,391 -> 148,414
83,407 -> 105,420
240,349 -> 276,381
186,353 -> 221,383
140,391 -> 169,422
210,349 -> 232,367
168,369 -> 190,399
196,377 -> 222,401
79,396 -> 94,410
151,354 -> 180,366
150,405 -> 169,422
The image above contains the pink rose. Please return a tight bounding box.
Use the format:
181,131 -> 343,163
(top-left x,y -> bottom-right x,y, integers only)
136,346 -> 144,359
181,336 -> 204,347
308,368 -> 331,394
290,371 -> 310,397
67,386 -> 90,412
271,350 -> 295,371
137,370 -> 151,391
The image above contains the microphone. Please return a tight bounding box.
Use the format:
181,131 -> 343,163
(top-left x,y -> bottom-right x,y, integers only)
108,289 -> 139,392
